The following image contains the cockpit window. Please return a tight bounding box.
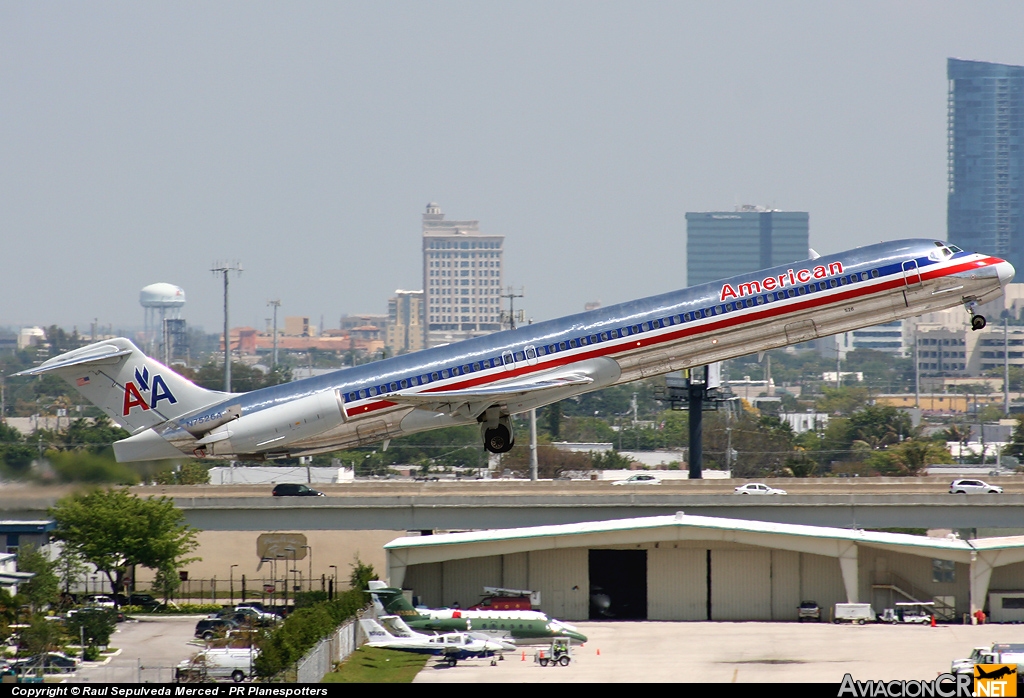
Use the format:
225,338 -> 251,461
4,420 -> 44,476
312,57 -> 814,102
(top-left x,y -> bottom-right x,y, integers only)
949,245 -> 963,253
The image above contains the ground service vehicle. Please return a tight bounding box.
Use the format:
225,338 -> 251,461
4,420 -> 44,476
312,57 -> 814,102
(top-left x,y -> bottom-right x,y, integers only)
953,644 -> 1024,676
798,601 -> 821,622
834,603 -> 875,624
537,638 -> 573,667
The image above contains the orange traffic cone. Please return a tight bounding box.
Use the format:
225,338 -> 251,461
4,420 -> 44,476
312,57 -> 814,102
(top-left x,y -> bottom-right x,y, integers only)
597,648 -> 601,655
521,651 -> 525,661
931,615 -> 936,627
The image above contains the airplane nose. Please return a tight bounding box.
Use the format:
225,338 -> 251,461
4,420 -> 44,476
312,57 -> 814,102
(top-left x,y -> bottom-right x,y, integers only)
998,260 -> 1016,286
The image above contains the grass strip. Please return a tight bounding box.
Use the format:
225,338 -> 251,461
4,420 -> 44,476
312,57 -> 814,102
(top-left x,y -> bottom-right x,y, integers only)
322,647 -> 430,683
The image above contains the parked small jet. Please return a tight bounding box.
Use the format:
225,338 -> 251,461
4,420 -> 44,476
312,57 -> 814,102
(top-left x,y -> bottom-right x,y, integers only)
359,617 -> 512,666
367,581 -> 587,645
13,240 -> 1013,462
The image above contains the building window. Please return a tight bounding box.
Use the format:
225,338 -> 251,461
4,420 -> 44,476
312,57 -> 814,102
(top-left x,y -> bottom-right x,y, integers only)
932,559 -> 955,583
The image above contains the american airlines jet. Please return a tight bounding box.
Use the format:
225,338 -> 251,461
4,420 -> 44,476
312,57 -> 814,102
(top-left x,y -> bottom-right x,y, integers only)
14,240 -> 1014,462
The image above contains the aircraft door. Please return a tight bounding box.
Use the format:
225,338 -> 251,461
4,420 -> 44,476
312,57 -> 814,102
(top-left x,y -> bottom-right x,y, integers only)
901,259 -> 925,309
902,260 -> 923,287
502,350 -> 515,371
524,345 -> 538,366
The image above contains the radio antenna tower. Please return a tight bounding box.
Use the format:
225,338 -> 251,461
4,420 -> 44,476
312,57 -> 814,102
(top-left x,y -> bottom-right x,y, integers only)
211,262 -> 242,392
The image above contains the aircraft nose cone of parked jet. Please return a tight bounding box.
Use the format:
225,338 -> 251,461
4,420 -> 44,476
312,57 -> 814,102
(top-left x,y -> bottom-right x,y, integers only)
998,260 -> 1016,287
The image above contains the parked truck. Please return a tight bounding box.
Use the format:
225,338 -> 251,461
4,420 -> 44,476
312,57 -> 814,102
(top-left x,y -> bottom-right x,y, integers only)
952,644 -> 1024,678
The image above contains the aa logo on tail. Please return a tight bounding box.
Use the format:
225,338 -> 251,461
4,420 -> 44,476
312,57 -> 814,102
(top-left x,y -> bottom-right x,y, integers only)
123,366 -> 177,416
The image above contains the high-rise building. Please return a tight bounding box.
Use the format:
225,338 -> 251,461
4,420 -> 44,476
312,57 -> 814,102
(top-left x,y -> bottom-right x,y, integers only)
422,203 -> 504,347
386,290 -> 425,355
685,206 -> 809,287
947,58 -> 1024,271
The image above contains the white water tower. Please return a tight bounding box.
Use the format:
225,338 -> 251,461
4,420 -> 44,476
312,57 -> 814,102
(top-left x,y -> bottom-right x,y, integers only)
140,283 -> 186,356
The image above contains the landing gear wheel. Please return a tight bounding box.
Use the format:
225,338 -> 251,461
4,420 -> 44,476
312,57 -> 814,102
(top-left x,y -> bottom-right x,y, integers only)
484,424 -> 514,453
972,315 -> 987,331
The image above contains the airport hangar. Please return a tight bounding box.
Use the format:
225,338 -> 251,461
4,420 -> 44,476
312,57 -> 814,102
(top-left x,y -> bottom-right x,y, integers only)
385,513 -> 1024,623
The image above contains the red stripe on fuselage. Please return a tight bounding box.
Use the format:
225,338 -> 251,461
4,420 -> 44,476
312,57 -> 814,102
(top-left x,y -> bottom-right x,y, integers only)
347,256 -> 1002,415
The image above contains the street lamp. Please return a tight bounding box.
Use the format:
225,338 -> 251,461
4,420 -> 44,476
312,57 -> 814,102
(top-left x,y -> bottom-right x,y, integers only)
301,545 -> 312,593
230,565 -> 239,605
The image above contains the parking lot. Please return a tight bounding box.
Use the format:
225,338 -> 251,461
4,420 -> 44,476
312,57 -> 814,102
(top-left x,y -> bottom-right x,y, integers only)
68,616 -> 203,683
412,621 -> 1024,683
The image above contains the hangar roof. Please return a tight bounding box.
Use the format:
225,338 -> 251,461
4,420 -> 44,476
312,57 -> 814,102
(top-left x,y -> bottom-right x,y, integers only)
384,512 -> 1024,576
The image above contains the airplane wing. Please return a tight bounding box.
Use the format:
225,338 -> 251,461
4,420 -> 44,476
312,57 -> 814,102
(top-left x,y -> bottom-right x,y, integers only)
382,372 -> 593,419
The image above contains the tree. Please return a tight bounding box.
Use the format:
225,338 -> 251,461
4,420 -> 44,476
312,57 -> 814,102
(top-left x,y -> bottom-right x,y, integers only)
17,545 -> 59,611
50,488 -> 200,595
153,461 -> 211,485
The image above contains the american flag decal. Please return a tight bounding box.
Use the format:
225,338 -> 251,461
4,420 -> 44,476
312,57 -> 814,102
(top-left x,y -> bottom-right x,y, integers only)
76,376 -> 90,387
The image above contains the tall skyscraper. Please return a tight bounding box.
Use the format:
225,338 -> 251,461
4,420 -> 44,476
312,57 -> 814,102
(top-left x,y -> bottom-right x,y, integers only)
947,58 -> 1024,271
422,203 -> 504,347
685,206 -> 809,287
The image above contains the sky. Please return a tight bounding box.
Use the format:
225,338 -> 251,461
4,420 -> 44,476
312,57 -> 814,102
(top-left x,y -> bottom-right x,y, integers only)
2,1 -> 1024,335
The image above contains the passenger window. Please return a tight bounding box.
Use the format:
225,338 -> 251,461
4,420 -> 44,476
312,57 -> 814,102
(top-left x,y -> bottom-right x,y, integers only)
515,351 -> 525,361
559,342 -> 568,350
400,380 -> 408,389
430,372 -> 439,381
590,335 -> 599,343
441,370 -> 450,378
871,269 -> 879,278
463,364 -> 472,373
390,382 -> 398,391
537,346 -> 547,356
633,325 -> 641,334
579,336 -> 589,346
451,367 -> 460,376
567,340 -> 576,349
525,348 -> 536,360
860,272 -> 868,281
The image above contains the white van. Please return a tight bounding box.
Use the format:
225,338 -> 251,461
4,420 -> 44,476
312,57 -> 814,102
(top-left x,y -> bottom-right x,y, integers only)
176,648 -> 257,683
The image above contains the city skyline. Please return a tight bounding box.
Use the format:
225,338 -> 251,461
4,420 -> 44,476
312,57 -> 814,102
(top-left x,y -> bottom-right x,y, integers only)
2,3 -> 1024,334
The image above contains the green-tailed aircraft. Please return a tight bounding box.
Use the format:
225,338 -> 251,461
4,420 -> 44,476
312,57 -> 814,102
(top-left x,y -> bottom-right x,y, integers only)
368,581 -> 587,645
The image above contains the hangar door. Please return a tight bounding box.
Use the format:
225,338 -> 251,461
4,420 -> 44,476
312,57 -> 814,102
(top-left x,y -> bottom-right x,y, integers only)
711,550 -> 771,620
589,549 -> 647,620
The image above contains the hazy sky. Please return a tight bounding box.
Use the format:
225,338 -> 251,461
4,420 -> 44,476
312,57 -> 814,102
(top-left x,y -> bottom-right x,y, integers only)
3,1 -> 1023,335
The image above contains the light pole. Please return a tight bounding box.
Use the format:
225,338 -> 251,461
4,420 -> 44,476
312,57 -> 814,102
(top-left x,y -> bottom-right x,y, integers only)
230,565 -> 238,605
285,547 -> 296,604
301,545 -> 312,593
211,261 -> 242,392
329,565 -> 338,600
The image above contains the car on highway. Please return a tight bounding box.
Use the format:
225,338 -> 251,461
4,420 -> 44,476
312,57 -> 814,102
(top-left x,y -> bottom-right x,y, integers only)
271,483 -> 324,497
734,482 -> 788,495
949,479 -> 1003,494
611,474 -> 662,486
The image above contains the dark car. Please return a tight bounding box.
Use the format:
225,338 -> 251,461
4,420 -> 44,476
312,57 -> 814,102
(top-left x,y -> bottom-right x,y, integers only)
10,653 -> 79,674
272,484 -> 324,497
194,617 -> 240,640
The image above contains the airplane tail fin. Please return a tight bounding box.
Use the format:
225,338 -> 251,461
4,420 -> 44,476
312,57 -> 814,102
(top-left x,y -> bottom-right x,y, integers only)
12,337 -> 230,434
359,618 -> 397,642
366,583 -> 419,617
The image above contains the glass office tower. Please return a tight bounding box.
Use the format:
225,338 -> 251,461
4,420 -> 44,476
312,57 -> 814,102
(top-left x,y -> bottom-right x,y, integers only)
947,58 -> 1024,270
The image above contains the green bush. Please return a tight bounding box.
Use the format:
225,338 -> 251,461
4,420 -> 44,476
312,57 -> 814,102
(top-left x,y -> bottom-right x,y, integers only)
254,588 -> 367,679
83,645 -> 101,661
122,603 -> 222,615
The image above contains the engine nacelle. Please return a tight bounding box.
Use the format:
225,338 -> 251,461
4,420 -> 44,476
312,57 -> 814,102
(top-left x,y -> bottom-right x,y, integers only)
196,390 -> 345,456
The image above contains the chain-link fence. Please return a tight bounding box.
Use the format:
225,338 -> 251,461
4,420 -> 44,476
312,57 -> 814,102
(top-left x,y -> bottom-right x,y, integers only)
294,610 -> 366,683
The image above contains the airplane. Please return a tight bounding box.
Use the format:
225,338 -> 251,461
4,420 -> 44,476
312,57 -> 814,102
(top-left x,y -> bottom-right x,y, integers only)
367,581 -> 588,645
12,239 -> 1014,462
358,617 -> 513,667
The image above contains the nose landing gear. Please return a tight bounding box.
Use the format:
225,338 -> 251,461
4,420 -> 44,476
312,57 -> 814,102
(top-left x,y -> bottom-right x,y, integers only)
965,300 -> 987,331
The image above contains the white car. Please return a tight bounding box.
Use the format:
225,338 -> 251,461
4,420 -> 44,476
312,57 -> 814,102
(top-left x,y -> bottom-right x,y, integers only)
734,482 -> 787,495
611,474 -> 662,486
949,479 -> 1002,494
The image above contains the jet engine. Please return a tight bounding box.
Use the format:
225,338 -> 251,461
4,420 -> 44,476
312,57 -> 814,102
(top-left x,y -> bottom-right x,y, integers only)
195,390 -> 345,456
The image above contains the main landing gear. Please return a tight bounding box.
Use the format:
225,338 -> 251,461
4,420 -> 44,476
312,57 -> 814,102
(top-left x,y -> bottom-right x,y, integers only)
480,408 -> 515,454
965,300 -> 987,331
